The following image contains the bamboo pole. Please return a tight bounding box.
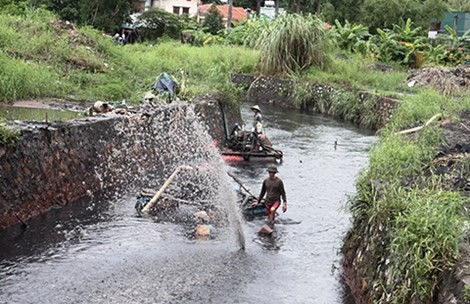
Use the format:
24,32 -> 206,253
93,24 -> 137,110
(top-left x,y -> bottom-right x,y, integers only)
142,165 -> 194,215
227,171 -> 257,197
460,123 -> 470,133
161,194 -> 212,205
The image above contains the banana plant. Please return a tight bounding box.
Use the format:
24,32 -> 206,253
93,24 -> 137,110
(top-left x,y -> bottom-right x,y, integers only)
390,18 -> 423,43
369,28 -> 400,62
367,19 -> 429,67
353,39 -> 379,59
390,19 -> 428,67
330,19 -> 370,53
434,25 -> 469,65
423,43 -> 448,65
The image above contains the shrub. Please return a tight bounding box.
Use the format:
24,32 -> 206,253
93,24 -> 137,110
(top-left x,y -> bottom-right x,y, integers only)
202,4 -> 224,35
254,14 -> 332,75
136,8 -> 186,41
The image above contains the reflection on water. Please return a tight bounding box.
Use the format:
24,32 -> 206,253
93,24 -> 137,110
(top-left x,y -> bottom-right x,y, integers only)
0,103 -> 376,304
0,106 -> 85,121
254,233 -> 282,251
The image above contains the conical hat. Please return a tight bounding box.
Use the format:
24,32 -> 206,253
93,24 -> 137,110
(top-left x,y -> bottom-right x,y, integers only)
250,105 -> 261,112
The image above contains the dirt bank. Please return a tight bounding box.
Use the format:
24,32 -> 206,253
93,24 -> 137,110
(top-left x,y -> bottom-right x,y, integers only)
434,110 -> 470,303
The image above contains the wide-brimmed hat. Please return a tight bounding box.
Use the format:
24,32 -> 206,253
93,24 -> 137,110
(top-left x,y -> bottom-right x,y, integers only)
250,105 -> 261,112
267,165 -> 278,173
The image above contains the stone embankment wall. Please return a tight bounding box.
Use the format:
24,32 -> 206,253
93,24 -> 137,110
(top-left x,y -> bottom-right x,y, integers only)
0,99 -> 240,230
232,73 -> 400,130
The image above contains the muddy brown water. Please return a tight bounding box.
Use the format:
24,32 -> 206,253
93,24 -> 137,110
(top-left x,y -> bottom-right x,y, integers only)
0,104 -> 376,304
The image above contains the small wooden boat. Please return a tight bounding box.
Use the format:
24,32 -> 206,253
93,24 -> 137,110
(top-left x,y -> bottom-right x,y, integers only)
220,126 -> 283,161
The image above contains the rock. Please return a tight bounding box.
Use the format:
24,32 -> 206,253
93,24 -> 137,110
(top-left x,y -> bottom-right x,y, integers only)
258,224 -> 273,235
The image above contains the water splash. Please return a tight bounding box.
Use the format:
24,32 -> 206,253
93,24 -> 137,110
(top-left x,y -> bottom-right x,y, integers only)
177,104 -> 246,250
101,102 -> 246,249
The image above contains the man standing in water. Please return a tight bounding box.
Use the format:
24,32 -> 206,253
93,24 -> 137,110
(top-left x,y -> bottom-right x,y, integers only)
252,165 -> 287,226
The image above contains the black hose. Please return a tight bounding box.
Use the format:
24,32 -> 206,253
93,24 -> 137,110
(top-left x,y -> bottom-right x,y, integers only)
218,101 -> 229,140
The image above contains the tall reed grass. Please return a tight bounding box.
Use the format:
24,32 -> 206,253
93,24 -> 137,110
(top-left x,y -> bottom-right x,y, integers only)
253,14 -> 332,75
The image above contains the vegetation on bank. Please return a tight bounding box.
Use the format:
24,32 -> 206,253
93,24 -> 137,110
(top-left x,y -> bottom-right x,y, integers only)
0,7 -> 467,105
0,6 -> 469,303
0,8 -> 259,104
0,118 -> 18,147
346,91 -> 470,302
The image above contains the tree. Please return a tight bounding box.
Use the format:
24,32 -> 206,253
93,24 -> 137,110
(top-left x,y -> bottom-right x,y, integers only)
27,0 -> 133,33
256,0 -> 262,15
203,4 -> 224,35
360,0 -> 420,32
281,0 -> 319,14
417,0 -> 448,31
234,0 -> 257,8
325,0 -> 365,24
33,0 -> 81,22
78,0 -> 134,33
0,0 -> 28,13
136,8 -> 184,41
446,0 -> 470,11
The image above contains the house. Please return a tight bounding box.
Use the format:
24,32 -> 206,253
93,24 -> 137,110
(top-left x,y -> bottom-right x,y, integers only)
260,0 -> 285,19
439,12 -> 470,37
199,4 -> 248,27
133,0 -> 200,17
131,1 -> 248,27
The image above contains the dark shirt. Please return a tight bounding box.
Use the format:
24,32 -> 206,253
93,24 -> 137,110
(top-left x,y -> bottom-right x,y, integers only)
253,113 -> 262,127
258,176 -> 286,205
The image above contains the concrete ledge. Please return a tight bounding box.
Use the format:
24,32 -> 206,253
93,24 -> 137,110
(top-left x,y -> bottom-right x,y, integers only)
0,99 -> 240,230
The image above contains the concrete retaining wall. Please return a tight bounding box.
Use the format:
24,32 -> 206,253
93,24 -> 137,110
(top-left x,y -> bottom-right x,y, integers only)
232,73 -> 400,130
0,99 -> 240,230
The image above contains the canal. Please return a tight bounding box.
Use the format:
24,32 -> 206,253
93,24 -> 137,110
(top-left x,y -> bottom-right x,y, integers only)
0,103 -> 377,304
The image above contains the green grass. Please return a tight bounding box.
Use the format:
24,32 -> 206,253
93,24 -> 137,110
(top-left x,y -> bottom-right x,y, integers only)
347,87 -> 469,303
303,54 -> 409,92
122,42 -> 259,103
0,9 -> 259,104
0,51 -> 62,101
386,90 -> 470,133
0,118 -> 19,147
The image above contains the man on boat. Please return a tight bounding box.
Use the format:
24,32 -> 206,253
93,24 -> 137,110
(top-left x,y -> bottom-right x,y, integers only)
250,105 -> 275,152
252,165 -> 287,226
250,105 -> 263,134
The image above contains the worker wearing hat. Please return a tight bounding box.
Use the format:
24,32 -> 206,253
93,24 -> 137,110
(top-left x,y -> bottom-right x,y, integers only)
252,165 -> 287,226
250,105 -> 263,134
